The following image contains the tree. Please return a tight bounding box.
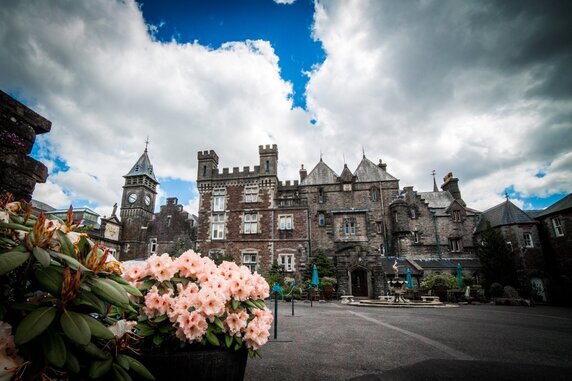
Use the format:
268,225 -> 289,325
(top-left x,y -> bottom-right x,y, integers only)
303,249 -> 336,281
477,222 -> 518,291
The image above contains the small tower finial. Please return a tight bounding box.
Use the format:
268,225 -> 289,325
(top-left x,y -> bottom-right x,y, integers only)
432,170 -> 438,192
320,149 -> 323,161
505,191 -> 510,201
362,146 -> 366,159
144,136 -> 150,152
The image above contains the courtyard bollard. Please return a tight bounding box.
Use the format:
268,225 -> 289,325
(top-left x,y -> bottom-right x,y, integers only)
292,297 -> 295,316
272,282 -> 282,340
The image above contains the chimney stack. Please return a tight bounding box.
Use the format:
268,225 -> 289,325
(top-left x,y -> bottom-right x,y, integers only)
299,164 -> 307,182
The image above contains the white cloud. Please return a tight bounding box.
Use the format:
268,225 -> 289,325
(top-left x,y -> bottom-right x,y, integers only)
274,0 -> 296,4
33,180 -> 71,209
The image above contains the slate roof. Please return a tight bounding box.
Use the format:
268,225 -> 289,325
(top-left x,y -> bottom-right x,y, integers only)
535,193 -> 572,218
476,200 -> 537,232
411,258 -> 481,270
301,159 -> 339,185
380,257 -> 422,275
339,164 -> 354,182
418,191 -> 455,209
125,150 -> 158,182
353,156 -> 397,182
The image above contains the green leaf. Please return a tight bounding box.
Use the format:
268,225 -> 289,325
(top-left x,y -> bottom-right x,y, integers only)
81,315 -> 114,340
65,351 -> 80,373
42,328 -> 67,368
151,314 -> 167,323
206,331 -> 220,346
89,277 -> 130,308
56,230 -> 76,258
225,334 -> 233,348
137,278 -> 155,291
214,317 -> 225,330
33,246 -> 51,267
135,323 -> 155,337
110,274 -> 129,285
81,342 -> 110,360
231,299 -> 240,310
125,355 -> 155,380
88,358 -> 113,379
73,291 -> 106,314
0,250 -> 30,275
35,266 -> 64,296
152,334 -> 163,346
116,354 -> 130,370
54,252 -> 90,272
162,280 -> 173,289
9,303 -> 40,312
61,310 -> 91,345
121,283 -> 142,297
235,336 -> 243,345
14,306 -> 56,345
112,363 -> 132,381
0,221 -> 31,232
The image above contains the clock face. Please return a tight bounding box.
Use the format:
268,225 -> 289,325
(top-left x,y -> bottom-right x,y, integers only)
128,193 -> 138,203
144,195 -> 151,206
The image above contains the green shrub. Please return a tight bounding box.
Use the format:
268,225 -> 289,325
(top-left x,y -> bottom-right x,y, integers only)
420,273 -> 456,290
489,282 -> 504,298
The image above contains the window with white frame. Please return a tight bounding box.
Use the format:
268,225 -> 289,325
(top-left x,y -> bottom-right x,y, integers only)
149,238 -> 158,254
244,186 -> 258,203
318,188 -> 325,203
371,187 -> 379,201
452,210 -> 461,222
279,254 -> 295,272
279,215 -> 293,230
376,222 -> 382,234
213,188 -> 225,211
410,208 -> 417,219
243,213 -> 258,234
211,214 -> 225,239
552,217 -> 564,237
449,238 -> 462,252
208,249 -> 225,262
242,252 -> 258,272
343,218 -> 356,235
318,213 -> 325,226
413,231 -> 420,243
523,232 -> 534,248
107,248 -> 117,259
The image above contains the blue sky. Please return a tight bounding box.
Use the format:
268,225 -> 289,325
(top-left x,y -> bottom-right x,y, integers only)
1,0 -> 571,217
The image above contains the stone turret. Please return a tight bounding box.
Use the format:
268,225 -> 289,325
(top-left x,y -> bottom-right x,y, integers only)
441,172 -> 465,206
197,150 -> 219,181
299,164 -> 307,182
259,144 -> 278,176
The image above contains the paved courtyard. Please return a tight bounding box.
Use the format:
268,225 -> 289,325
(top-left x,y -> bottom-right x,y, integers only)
245,301 -> 572,381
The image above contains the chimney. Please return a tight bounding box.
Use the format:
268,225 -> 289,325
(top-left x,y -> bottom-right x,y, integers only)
441,172 -> 465,206
299,164 -> 307,182
378,159 -> 387,171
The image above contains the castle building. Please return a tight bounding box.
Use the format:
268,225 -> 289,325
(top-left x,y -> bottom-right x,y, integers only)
196,144 -> 482,298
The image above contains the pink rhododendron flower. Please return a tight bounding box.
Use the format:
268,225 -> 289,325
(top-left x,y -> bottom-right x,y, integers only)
122,262 -> 149,283
147,253 -> 177,282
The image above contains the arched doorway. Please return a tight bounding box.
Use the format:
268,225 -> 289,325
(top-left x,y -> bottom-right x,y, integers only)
351,268 -> 368,297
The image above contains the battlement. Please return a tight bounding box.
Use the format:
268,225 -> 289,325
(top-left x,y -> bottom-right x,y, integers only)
215,165 -> 263,179
259,144 -> 278,155
279,180 -> 300,188
197,150 -> 219,163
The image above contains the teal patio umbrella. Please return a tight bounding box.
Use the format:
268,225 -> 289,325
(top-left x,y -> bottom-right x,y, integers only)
456,263 -> 464,288
406,267 -> 413,289
311,264 -> 320,286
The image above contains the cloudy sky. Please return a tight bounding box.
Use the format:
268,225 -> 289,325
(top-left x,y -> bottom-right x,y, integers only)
1,0 -> 571,218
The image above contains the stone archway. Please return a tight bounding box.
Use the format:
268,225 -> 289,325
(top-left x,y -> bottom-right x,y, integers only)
350,267 -> 369,297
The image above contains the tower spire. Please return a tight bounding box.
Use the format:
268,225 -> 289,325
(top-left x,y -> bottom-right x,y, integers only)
144,136 -> 150,153
432,170 -> 438,192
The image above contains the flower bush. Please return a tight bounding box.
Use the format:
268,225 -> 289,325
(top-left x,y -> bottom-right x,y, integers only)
0,195 -> 153,380
124,250 -> 272,357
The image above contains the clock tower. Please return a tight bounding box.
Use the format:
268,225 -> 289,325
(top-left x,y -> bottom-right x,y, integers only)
120,146 -> 158,260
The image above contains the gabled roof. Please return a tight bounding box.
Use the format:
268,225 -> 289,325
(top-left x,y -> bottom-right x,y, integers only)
418,191 -> 455,209
339,164 -> 354,183
476,200 -> 537,232
301,159 -> 339,185
535,193 -> 572,218
125,150 -> 158,183
353,156 -> 397,182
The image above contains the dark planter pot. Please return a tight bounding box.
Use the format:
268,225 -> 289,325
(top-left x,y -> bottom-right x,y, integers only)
323,284 -> 335,300
140,347 -> 248,381
434,286 -> 448,302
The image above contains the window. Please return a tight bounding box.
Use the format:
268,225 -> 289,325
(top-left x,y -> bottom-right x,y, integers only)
244,186 -> 258,203
344,218 -> 356,235
370,187 -> 379,201
149,238 -> 158,254
413,231 -> 420,243
343,183 -> 352,192
166,215 -> 172,227
279,254 -> 295,272
203,165 -> 207,176
243,213 -> 258,234
552,217 -> 564,237
242,252 -> 258,272
449,238 -> 462,252
318,188 -> 325,203
265,160 -> 270,173
452,210 -> 461,222
212,214 -> 225,239
213,188 -> 225,211
376,222 -> 382,234
523,232 -> 534,248
279,215 -> 293,230
318,213 -> 325,226
107,248 -> 117,259
393,211 -> 398,224
208,249 -> 225,262
410,208 -> 417,219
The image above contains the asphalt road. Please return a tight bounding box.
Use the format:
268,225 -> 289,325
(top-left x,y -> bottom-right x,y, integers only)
244,301 -> 572,381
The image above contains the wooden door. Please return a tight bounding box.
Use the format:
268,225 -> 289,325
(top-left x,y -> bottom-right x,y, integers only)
351,268 -> 368,297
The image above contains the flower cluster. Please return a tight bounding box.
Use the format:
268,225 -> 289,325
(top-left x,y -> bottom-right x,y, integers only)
124,250 -> 272,354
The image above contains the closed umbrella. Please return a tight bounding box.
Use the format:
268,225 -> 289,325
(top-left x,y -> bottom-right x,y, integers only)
311,264 -> 320,286
406,267 -> 413,289
456,263 -> 464,288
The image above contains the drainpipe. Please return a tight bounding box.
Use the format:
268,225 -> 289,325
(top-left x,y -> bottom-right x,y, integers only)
432,212 -> 442,259
379,182 -> 390,255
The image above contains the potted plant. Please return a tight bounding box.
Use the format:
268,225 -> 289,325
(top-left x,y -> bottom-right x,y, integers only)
0,195 -> 153,380
122,249 -> 272,381
320,277 -> 337,300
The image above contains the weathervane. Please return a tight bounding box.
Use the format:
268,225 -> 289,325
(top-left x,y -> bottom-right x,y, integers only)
431,170 -> 438,192
505,191 -> 510,201
144,136 -> 150,152
362,145 -> 366,158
